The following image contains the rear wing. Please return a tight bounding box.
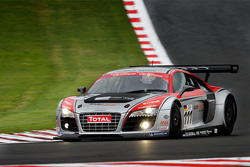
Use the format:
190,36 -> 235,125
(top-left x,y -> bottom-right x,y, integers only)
130,65 -> 239,82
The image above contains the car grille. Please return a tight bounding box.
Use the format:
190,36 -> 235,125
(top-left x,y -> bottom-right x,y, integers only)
80,113 -> 121,132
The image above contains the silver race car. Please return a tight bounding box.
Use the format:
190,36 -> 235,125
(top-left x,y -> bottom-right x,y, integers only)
55,65 -> 238,141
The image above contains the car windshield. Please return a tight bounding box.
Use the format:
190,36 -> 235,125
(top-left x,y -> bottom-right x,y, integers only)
87,74 -> 168,94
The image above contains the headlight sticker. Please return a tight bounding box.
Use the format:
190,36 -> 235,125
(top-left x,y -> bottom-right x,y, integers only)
129,108 -> 158,118
61,97 -> 76,112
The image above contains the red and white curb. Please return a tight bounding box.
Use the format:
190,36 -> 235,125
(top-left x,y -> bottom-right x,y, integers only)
123,0 -> 172,65
1,157 -> 250,167
0,129 -> 58,144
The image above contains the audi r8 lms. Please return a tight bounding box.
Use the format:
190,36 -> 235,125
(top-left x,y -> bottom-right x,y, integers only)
55,65 -> 238,141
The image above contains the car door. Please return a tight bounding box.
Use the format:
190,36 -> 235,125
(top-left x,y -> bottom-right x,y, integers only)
194,77 -> 216,124
172,72 -> 206,130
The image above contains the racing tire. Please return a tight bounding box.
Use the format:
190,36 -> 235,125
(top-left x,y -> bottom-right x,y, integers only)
220,97 -> 237,135
169,103 -> 182,138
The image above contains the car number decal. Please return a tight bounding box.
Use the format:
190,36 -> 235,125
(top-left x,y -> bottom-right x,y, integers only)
184,104 -> 193,126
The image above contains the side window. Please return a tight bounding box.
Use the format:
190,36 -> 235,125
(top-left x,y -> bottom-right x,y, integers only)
184,74 -> 199,89
173,72 -> 186,93
194,77 -> 210,92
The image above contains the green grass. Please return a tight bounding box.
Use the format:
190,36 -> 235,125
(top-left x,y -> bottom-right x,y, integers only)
0,0 -> 147,133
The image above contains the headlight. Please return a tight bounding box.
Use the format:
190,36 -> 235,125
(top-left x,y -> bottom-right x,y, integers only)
61,108 -> 75,118
129,107 -> 159,118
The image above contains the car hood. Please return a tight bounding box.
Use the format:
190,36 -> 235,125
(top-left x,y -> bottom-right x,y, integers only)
75,93 -> 163,114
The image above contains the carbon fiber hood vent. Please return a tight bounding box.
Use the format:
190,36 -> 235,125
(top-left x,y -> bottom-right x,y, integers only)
84,93 -> 147,103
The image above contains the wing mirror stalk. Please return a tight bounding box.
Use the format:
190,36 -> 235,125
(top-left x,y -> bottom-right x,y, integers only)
179,85 -> 195,97
78,87 -> 86,95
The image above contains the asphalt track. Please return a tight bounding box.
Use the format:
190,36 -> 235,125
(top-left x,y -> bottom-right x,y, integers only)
1,0 -> 250,165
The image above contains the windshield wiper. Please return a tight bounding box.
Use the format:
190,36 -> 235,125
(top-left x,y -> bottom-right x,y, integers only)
126,89 -> 168,93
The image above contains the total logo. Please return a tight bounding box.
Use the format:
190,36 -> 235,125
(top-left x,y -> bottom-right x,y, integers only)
87,115 -> 111,123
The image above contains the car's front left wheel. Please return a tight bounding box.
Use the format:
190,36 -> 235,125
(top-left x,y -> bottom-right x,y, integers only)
169,103 -> 182,138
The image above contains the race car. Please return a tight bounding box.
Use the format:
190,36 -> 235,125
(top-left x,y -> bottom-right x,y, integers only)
55,65 -> 238,141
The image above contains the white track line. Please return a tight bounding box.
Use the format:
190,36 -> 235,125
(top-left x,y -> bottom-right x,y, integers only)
1,157 -> 250,167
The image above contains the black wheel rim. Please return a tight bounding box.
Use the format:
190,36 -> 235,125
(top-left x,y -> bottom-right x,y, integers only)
171,107 -> 181,133
173,114 -> 179,126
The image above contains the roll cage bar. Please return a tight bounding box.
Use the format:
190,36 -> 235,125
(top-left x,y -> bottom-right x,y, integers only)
130,65 -> 239,82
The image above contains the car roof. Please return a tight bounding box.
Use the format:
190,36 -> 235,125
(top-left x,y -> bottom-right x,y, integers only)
107,66 -> 174,74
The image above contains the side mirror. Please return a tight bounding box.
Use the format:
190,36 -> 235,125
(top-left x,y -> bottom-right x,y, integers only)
77,87 -> 86,95
179,85 -> 194,97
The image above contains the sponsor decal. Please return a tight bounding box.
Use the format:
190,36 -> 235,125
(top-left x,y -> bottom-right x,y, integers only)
96,72 -> 170,82
157,126 -> 169,130
113,97 -> 135,100
131,94 -> 171,111
90,103 -> 102,106
94,108 -> 107,111
95,96 -> 111,100
194,105 -> 199,110
183,132 -> 196,137
196,130 -> 213,135
177,66 -> 209,71
183,129 -> 214,137
87,115 -> 111,123
61,97 -> 76,111
143,100 -> 161,105
149,132 -> 168,136
160,121 -> 169,125
199,105 -> 204,109
187,104 -> 192,110
137,100 -> 161,110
